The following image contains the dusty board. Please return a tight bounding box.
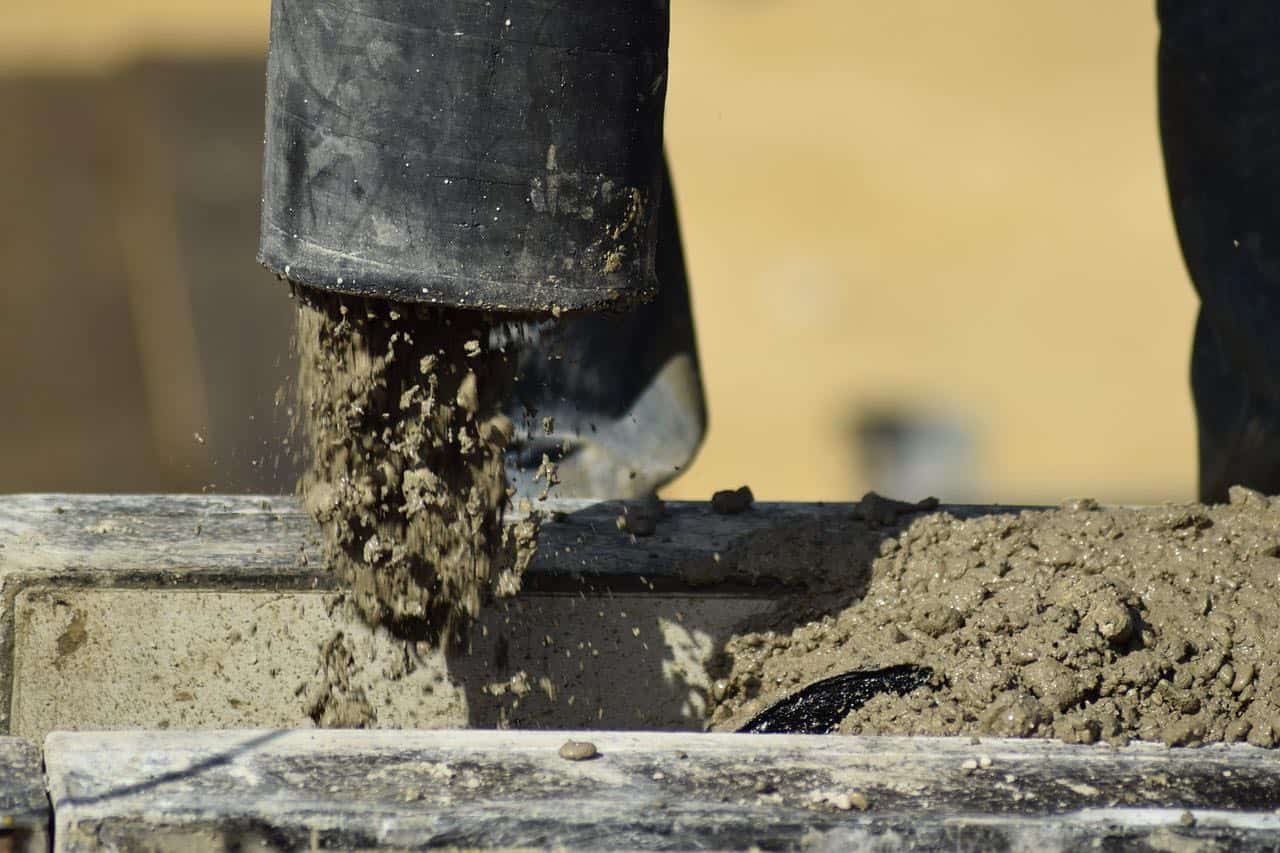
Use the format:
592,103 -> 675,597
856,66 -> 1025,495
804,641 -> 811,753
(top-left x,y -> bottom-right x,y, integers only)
43,729 -> 1280,851
0,736 -> 49,852
0,492 -> 990,581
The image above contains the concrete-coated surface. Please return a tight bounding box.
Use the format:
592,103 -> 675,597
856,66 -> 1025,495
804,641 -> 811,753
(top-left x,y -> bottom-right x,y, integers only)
43,729 -> 1280,851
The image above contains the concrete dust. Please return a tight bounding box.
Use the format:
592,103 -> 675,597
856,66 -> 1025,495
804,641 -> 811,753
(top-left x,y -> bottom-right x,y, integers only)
293,287 -> 539,725
710,487 -> 1280,747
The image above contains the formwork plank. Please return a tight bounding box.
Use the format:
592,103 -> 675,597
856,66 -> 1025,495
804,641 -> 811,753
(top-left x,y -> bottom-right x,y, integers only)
0,492 -> 888,580
0,736 -> 49,852
44,729 -> 1280,851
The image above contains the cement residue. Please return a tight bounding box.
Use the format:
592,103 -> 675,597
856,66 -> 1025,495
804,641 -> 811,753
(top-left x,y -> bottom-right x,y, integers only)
294,286 -> 539,645
709,487 -> 1280,747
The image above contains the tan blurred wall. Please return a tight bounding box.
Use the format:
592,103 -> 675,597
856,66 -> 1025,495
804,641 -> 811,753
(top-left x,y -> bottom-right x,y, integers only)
663,2 -> 1196,504
1,0 -> 267,72
1,1 -> 1197,503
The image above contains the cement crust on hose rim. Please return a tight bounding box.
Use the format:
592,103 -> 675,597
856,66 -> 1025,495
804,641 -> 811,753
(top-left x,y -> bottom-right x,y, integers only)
710,487 -> 1280,748
259,230 -> 658,315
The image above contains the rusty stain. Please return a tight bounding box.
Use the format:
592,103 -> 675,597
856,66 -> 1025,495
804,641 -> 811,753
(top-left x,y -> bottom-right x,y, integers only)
55,610 -> 88,665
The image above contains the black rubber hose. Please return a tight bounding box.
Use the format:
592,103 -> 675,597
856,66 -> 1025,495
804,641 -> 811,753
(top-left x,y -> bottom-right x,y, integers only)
738,666 -> 934,735
259,0 -> 669,313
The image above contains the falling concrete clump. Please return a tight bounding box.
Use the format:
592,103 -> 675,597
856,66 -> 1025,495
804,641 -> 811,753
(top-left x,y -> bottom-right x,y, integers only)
710,487 -> 1280,748
293,286 -> 539,724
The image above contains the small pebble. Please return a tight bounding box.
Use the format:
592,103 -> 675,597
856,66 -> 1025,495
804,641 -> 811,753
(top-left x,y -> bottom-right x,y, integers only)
558,740 -> 599,761
1180,811 -> 1196,827
978,755 -> 993,769
811,789 -> 867,811
961,758 -> 979,772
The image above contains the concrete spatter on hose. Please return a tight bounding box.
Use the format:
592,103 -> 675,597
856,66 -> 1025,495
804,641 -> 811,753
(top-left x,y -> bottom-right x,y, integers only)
294,286 -> 539,662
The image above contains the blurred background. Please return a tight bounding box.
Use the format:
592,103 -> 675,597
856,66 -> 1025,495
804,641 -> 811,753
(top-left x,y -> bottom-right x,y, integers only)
1,1 -> 1196,504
